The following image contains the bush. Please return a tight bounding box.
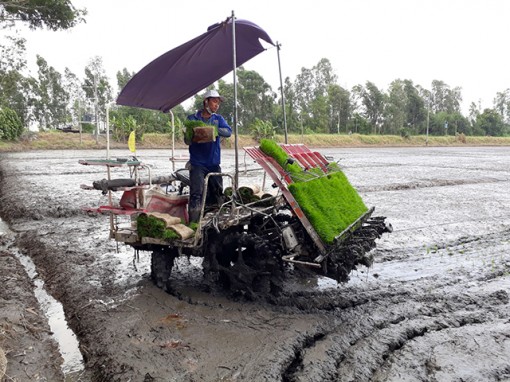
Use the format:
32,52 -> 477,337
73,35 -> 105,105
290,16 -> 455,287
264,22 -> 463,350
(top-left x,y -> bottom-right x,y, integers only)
81,123 -> 94,134
399,127 -> 412,139
0,107 -> 24,141
249,118 -> 275,141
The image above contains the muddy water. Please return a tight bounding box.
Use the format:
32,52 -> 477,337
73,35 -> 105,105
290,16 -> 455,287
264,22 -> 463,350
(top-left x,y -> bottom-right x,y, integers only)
0,146 -> 509,381
0,217 -> 84,379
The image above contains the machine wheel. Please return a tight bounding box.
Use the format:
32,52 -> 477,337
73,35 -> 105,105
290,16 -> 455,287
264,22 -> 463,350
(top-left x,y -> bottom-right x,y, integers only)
216,232 -> 284,298
324,216 -> 391,282
150,247 -> 178,292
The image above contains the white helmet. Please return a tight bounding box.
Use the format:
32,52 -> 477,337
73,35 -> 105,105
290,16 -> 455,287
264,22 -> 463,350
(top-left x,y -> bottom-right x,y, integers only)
202,89 -> 225,102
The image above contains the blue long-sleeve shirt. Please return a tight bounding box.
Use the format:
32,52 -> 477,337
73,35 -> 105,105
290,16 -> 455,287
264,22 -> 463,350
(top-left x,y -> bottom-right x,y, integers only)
187,111 -> 232,167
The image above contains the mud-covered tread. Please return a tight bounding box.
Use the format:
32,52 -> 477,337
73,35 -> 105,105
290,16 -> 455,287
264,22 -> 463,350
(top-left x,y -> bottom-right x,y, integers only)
324,216 -> 390,283
150,248 -> 178,292
217,232 -> 285,298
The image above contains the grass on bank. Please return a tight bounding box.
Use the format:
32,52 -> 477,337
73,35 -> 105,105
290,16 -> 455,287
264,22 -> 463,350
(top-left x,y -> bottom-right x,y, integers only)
1,130 -> 510,152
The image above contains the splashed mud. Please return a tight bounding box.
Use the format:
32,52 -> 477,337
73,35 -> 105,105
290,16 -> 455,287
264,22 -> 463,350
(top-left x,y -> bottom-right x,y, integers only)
0,146 -> 509,381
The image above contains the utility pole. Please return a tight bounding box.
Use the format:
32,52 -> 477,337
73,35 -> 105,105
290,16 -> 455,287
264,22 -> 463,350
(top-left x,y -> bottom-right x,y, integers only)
426,96 -> 430,146
77,99 -> 82,145
93,74 -> 99,143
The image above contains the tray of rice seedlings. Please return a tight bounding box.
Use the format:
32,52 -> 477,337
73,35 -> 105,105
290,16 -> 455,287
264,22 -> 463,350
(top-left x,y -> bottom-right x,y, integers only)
137,214 -> 180,240
259,139 -> 368,245
184,119 -> 218,143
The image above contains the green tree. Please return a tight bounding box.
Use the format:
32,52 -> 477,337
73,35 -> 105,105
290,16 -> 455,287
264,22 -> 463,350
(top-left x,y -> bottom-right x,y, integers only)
281,77 -> 299,133
431,80 -> 462,113
32,55 -> 69,129
294,66 -> 314,121
63,68 -> 85,128
0,35 -> 30,125
346,112 -> 370,134
493,89 -> 510,124
384,79 -> 407,135
352,81 -> 385,134
82,56 -> 113,132
216,80 -> 234,126
116,68 -> 134,91
0,106 -> 24,140
403,80 -> 426,132
293,58 -> 338,132
382,79 -> 427,136
327,83 -> 351,134
236,67 -> 276,131
448,112 -> 472,136
468,101 -> 481,124
310,58 -> 338,132
313,58 -> 337,95
474,108 -> 506,136
310,93 -> 329,133
0,0 -> 86,30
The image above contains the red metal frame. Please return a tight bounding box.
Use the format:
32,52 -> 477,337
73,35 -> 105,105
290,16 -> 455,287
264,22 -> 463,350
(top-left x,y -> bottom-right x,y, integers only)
280,144 -> 329,172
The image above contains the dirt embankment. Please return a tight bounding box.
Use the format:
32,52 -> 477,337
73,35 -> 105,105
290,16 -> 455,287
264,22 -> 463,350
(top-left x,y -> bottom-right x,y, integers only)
0,147 -> 510,381
2,131 -> 510,154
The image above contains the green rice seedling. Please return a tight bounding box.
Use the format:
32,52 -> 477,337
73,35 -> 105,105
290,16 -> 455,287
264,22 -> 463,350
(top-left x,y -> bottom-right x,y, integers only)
183,119 -> 218,143
259,139 -> 303,176
259,139 -> 368,245
289,172 -> 368,244
136,214 -> 180,240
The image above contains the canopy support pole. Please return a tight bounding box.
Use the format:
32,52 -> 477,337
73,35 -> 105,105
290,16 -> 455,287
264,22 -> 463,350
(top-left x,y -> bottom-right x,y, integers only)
276,42 -> 288,144
169,110 -> 175,171
106,103 -> 111,159
232,10 -> 239,190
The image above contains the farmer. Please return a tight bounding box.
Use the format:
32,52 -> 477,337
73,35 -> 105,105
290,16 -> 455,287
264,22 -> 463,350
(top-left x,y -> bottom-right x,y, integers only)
185,89 -> 232,223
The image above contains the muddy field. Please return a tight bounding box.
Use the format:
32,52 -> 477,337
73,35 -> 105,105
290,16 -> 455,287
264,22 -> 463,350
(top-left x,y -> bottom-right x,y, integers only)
0,146 -> 509,382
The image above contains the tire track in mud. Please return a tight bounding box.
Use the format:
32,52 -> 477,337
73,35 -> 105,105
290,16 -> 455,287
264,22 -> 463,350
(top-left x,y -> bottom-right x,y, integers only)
276,226 -> 510,381
376,227 -> 510,263
359,176 -> 509,193
277,276 -> 509,382
0,166 -> 107,220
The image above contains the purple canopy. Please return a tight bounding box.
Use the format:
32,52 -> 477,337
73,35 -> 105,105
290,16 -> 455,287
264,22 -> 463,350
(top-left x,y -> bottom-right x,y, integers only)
116,18 -> 274,113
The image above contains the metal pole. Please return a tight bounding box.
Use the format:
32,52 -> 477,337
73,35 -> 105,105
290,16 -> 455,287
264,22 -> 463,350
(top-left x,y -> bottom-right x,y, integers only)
170,110 -> 175,171
93,75 -> 99,143
426,96 -> 430,146
232,11 -> 239,189
106,104 -> 110,159
78,98 -> 82,145
276,42 -> 288,143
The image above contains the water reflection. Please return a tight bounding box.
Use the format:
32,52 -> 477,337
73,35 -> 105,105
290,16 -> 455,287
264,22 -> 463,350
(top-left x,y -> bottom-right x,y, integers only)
0,217 -> 84,377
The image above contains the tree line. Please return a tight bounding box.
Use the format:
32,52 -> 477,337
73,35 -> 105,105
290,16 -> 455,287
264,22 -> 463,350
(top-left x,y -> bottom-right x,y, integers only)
1,1 -> 510,141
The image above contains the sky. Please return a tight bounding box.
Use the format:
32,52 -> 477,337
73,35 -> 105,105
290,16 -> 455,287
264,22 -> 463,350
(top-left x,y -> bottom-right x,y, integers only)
4,0 -> 510,113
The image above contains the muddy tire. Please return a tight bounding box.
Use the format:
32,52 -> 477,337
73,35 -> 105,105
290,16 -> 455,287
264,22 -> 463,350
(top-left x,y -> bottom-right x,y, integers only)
217,232 -> 284,298
150,248 -> 178,292
324,216 -> 391,282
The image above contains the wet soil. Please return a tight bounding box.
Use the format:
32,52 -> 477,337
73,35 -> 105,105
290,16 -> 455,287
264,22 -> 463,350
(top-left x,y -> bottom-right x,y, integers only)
1,146 -> 510,381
